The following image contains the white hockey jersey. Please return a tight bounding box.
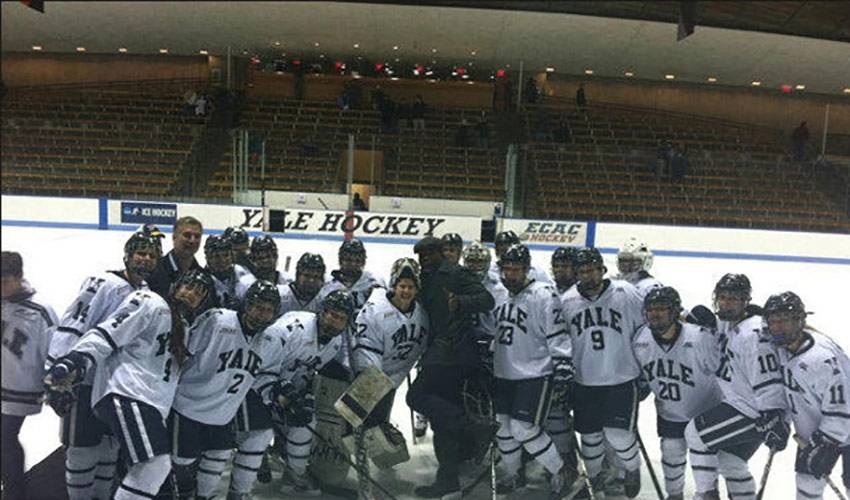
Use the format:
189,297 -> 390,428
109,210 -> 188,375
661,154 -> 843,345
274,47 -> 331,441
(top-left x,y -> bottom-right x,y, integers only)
493,280 -> 571,380
470,274 -> 509,340
235,270 -> 293,302
633,322 -> 723,423
279,283 -> 324,317
615,272 -> 662,299
276,311 -> 347,392
488,262 -> 552,286
172,308 -> 285,425
210,264 -> 251,310
72,290 -> 178,419
562,279 -> 644,386
777,330 -> 850,446
715,315 -> 786,419
319,270 -> 386,311
51,271 -> 144,386
352,288 -> 429,387
2,284 -> 58,416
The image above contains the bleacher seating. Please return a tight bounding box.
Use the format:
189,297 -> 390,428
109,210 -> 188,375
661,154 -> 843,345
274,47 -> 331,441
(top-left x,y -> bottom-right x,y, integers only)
1,87 -> 203,199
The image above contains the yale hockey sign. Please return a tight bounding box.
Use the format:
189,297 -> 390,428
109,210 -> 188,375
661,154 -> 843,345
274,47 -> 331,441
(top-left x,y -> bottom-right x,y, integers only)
261,208 -> 481,240
498,217 -> 590,246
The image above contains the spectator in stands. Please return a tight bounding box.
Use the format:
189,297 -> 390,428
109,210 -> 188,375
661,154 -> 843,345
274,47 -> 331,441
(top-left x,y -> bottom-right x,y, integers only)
371,85 -> 387,111
352,192 -> 368,211
555,119 -> 571,145
336,90 -> 350,111
671,144 -> 689,182
475,111 -> 490,148
656,140 -> 672,178
412,95 -> 427,133
576,83 -> 588,112
182,90 -> 198,115
455,119 -> 471,148
294,63 -> 305,100
792,121 -> 810,161
195,93 -> 208,116
397,97 -> 411,130
524,77 -> 539,104
535,113 -> 553,142
147,216 -> 204,297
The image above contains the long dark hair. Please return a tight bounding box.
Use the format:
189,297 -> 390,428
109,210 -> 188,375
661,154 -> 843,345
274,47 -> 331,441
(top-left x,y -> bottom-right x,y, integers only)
169,306 -> 188,367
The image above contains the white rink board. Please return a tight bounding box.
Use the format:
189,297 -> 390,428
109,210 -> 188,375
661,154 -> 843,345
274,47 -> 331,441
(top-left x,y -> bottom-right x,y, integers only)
3,223 -> 850,500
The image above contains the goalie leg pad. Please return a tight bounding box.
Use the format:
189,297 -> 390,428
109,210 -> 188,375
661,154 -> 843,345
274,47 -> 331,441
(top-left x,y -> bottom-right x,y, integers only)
334,365 -> 394,428
344,423 -> 410,469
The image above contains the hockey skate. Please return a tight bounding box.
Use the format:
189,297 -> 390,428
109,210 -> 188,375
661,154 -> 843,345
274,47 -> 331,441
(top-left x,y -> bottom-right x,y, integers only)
413,475 -> 461,499
623,467 -> 641,498
256,451 -> 272,483
414,412 -> 429,438
494,473 -> 526,496
280,466 -> 321,497
548,466 -> 591,500
693,490 -> 721,500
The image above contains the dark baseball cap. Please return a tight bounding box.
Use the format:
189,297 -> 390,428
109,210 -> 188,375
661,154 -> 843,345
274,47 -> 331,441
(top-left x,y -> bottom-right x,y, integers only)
413,236 -> 442,254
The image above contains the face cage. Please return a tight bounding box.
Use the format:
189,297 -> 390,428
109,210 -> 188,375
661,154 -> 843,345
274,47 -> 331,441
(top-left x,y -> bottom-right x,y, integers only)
712,291 -> 750,319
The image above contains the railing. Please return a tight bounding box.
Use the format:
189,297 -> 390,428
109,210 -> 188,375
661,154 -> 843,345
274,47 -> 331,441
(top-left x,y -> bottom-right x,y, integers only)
5,77 -> 210,96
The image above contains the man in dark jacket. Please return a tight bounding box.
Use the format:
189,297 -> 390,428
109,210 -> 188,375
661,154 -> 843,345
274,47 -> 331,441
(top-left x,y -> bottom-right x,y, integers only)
407,237 -> 495,497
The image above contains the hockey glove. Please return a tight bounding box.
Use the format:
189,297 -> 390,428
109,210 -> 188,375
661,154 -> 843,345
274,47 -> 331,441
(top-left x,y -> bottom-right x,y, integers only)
286,392 -> 315,427
799,431 -> 841,478
685,305 -> 717,329
551,359 -> 575,405
43,352 -> 87,417
756,409 -> 790,451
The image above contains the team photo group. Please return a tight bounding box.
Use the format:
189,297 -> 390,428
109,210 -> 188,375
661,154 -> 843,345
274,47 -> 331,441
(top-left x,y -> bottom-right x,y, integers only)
2,215 -> 849,500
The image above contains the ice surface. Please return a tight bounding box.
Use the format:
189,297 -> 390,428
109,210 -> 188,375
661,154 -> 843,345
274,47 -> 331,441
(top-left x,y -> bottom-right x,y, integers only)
4,225 -> 848,499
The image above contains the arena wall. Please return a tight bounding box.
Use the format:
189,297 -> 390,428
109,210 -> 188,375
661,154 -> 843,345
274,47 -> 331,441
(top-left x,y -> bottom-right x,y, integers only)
3,195 -> 848,266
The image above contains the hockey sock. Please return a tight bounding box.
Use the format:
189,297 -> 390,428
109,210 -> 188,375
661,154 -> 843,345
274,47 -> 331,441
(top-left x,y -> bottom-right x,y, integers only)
65,445 -> 100,500
689,447 -> 719,494
172,456 -> 198,499
660,437 -> 687,495
579,432 -> 606,478
230,429 -> 274,494
196,449 -> 232,497
286,425 -> 314,475
545,406 -> 571,456
114,454 -> 171,500
496,413 -> 523,477
511,419 -> 563,475
796,472 -> 827,500
718,451 -> 755,500
93,435 -> 119,499
604,427 -> 641,472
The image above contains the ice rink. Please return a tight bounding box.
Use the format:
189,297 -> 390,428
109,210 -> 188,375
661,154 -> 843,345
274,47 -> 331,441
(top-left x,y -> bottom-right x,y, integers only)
3,224 -> 849,499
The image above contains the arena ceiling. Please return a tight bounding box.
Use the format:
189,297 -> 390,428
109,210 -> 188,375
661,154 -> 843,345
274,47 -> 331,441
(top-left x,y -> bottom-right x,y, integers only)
2,1 -> 849,95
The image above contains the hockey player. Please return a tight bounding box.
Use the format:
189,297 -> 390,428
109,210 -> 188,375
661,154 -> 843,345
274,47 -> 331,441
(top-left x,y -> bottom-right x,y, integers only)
561,247 -> 645,498
204,234 -> 251,310
169,280 -> 285,499
271,290 -> 356,495
279,253 -> 327,316
235,235 -> 292,300
492,244 -> 576,498
47,231 -> 159,500
224,226 -> 254,273
763,291 -> 850,500
137,223 -> 166,257
1,252 -> 58,500
551,246 -> 579,296
685,274 -> 789,500
615,237 -> 662,298
320,239 -> 386,310
632,287 -> 722,500
441,233 -> 464,265
44,269 -> 214,500
490,230 -> 551,284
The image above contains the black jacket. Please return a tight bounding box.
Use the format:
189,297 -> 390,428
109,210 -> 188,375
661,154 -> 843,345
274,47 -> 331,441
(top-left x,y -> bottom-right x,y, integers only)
418,260 -> 494,366
147,250 -> 202,298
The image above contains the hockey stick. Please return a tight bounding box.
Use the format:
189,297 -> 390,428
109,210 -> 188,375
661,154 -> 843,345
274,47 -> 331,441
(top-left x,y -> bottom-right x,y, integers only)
306,425 -> 399,500
755,448 -> 776,500
636,431 -> 665,500
406,373 -> 417,445
792,434 -> 848,500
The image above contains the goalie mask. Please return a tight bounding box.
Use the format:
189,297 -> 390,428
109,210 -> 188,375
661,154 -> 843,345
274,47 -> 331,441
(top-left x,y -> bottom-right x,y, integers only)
462,241 -> 491,280
617,237 -> 654,280
763,291 -> 808,347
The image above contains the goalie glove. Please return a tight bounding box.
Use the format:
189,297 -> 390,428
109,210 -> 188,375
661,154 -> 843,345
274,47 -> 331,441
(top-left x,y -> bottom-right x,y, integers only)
799,431 -> 842,478
685,305 -> 717,329
755,409 -> 790,451
270,381 -> 314,426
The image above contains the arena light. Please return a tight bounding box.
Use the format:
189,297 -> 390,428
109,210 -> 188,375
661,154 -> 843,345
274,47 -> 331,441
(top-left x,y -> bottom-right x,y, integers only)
707,77 -> 717,82
431,48 -> 437,53
795,84 -> 806,90
159,48 -> 169,54
199,49 -> 208,55
844,88 -> 850,94
274,41 -> 281,46
624,71 -> 634,77
545,67 -> 555,73
390,77 -> 399,81
751,80 -> 761,86
584,69 -> 594,75
353,43 -> 359,49
314,42 -> 320,47
118,47 -> 128,53
467,81 -> 475,85
32,45 -> 43,51
76,46 -> 86,52
471,50 -> 477,56
664,74 -> 675,80
393,45 -> 399,50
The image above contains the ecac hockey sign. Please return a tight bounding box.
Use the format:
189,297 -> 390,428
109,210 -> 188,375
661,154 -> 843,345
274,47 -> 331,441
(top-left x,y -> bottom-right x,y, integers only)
498,217 -> 589,246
